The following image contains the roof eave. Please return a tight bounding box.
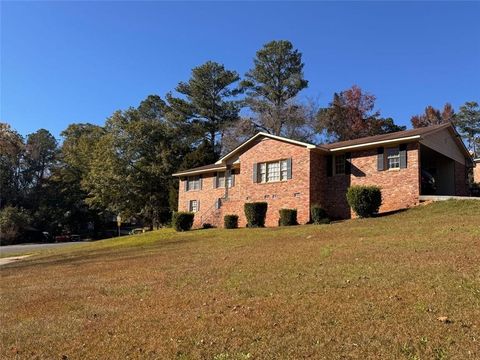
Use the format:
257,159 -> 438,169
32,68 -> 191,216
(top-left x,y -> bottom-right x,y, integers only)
215,132 -> 317,165
329,135 -> 422,152
172,166 -> 227,177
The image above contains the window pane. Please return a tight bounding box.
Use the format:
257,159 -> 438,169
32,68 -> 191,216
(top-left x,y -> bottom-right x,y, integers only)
190,200 -> 198,212
260,163 -> 267,183
280,160 -> 288,180
217,172 -> 225,188
226,172 -> 233,187
267,161 -> 280,182
335,155 -> 345,175
387,148 -> 400,169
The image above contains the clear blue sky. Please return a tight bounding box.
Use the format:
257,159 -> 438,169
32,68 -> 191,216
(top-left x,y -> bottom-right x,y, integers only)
2,1 -> 479,139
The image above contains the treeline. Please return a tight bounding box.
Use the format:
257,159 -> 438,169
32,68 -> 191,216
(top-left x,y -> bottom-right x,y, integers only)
1,40 -> 479,244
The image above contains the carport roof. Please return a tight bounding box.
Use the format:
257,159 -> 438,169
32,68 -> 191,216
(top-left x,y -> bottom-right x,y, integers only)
324,123 -> 452,151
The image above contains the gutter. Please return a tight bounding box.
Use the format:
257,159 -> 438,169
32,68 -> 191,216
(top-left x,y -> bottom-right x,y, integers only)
172,166 -> 226,177
328,135 -> 422,152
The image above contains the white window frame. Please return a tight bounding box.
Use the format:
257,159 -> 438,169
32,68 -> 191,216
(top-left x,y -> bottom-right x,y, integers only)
258,159 -> 289,183
386,147 -> 400,170
189,200 -> 198,212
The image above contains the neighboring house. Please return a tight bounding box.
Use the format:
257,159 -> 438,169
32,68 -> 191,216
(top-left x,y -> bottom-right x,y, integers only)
474,158 -> 480,184
173,123 -> 473,228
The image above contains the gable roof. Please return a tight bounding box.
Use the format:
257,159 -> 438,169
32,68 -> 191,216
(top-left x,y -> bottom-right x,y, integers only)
173,123 -> 472,177
215,132 -> 319,165
325,123 -> 451,151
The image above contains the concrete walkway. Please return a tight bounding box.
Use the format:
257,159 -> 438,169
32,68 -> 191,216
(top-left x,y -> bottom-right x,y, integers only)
419,195 -> 480,201
0,242 -> 85,256
0,255 -> 32,266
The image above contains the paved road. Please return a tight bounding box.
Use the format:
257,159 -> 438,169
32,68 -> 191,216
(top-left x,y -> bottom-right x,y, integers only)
0,242 -> 86,256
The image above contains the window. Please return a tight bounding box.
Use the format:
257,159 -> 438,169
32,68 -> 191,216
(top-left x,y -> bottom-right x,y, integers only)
186,176 -> 201,191
267,162 -> 280,182
386,147 -> 400,169
189,200 -> 198,212
258,159 -> 289,183
259,163 -> 267,183
335,154 -> 346,175
216,172 -> 226,188
226,171 -> 234,188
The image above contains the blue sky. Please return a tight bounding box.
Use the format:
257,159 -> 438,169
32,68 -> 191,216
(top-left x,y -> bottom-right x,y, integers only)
2,1 -> 479,139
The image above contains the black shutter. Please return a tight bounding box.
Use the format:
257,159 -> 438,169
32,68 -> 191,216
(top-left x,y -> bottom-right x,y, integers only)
199,176 -> 203,190
213,172 -> 217,188
377,147 -> 385,171
252,163 -> 258,183
345,152 -> 351,175
286,158 -> 292,179
399,144 -> 407,169
184,178 -> 188,192
327,156 -> 333,177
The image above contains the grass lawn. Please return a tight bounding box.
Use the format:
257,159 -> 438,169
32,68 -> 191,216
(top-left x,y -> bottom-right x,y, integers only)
1,200 -> 479,359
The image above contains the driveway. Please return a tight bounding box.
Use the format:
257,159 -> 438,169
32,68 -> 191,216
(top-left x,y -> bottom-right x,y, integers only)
0,242 -> 86,257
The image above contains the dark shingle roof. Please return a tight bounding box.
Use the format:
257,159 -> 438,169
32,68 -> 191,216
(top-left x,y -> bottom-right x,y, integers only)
323,123 -> 451,150
172,163 -> 226,176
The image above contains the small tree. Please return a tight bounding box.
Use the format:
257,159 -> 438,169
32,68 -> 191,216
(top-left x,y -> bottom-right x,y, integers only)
346,186 -> 382,218
0,206 -> 32,245
244,202 -> 268,227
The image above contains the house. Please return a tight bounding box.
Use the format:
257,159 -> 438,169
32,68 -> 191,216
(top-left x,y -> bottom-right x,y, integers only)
173,123 -> 473,228
474,158 -> 480,184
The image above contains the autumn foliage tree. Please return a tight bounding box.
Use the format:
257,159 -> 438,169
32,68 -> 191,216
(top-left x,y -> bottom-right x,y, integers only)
410,103 -> 455,128
317,85 -> 405,141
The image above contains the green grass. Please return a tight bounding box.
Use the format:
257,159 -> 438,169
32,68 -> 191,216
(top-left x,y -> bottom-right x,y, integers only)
1,200 -> 479,359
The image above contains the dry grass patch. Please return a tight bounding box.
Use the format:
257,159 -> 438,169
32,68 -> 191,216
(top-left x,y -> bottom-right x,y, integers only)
1,200 -> 479,359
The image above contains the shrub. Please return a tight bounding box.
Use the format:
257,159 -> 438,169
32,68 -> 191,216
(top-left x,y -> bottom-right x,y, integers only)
0,206 -> 32,245
311,205 -> 329,224
346,185 -> 382,218
244,202 -> 268,228
224,214 -> 239,229
278,209 -> 298,226
202,223 -> 214,229
172,212 -> 194,231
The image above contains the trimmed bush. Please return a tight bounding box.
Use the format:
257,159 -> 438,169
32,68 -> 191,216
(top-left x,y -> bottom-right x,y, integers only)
346,185 -> 382,218
244,202 -> 268,228
279,209 -> 298,226
172,211 -> 194,231
202,223 -> 214,229
224,214 -> 239,229
311,205 -> 329,224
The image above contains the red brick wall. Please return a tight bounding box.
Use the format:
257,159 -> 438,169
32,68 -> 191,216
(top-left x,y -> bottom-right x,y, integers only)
223,138 -> 312,227
177,172 -> 228,228
323,142 -> 421,219
473,162 -> 480,184
178,138 -> 313,228
177,140 -> 423,226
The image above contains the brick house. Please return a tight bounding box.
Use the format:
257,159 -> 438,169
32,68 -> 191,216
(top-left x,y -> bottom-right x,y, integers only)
474,158 -> 480,184
173,123 -> 473,228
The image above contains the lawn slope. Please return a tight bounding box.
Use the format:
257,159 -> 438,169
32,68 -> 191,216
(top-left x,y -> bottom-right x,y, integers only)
1,200 -> 479,359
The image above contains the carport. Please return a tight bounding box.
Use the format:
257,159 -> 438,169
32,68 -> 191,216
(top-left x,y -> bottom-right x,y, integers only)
420,144 -> 455,195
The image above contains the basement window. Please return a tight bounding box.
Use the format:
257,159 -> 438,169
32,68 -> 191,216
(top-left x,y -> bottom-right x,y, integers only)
189,200 -> 198,212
